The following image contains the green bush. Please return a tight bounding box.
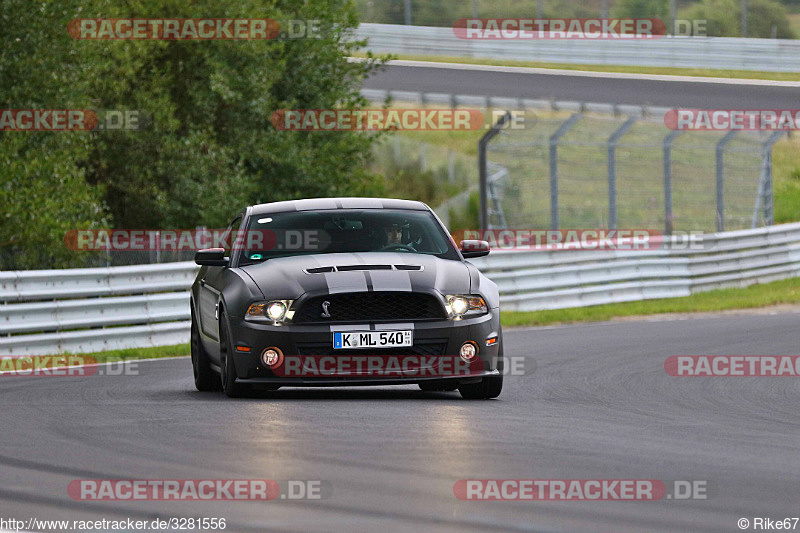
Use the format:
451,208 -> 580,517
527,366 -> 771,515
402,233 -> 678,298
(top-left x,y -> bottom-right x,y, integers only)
679,0 -> 796,37
612,0 -> 670,19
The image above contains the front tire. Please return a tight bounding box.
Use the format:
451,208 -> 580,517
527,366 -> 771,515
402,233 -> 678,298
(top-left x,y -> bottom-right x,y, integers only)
191,311 -> 219,392
458,373 -> 503,399
219,315 -> 246,398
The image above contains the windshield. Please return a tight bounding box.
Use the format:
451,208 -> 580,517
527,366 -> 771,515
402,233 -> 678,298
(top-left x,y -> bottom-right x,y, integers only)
238,209 -> 459,265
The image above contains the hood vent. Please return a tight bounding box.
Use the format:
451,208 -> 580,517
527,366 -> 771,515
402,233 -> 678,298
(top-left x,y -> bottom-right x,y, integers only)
338,264 -> 392,271
304,264 -> 423,274
305,266 -> 335,274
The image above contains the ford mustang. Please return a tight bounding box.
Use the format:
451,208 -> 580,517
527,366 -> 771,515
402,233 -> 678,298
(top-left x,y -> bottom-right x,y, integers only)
190,198 -> 503,399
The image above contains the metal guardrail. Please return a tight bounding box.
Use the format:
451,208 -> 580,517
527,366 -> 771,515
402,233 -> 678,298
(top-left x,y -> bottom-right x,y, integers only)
360,88 -> 673,120
469,222 -> 800,311
0,262 -> 199,355
355,23 -> 800,72
2,222 -> 800,354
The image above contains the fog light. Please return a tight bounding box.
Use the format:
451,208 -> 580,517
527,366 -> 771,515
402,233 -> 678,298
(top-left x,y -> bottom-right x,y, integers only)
460,342 -> 478,362
261,347 -> 284,368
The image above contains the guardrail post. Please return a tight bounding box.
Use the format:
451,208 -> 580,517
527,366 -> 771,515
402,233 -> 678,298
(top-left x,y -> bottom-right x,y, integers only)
478,111 -> 512,231
663,130 -> 683,235
549,113 -> 582,230
607,117 -> 637,230
715,131 -> 738,232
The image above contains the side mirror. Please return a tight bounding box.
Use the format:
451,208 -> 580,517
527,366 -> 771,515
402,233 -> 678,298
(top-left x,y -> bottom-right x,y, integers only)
460,240 -> 490,258
195,248 -> 229,267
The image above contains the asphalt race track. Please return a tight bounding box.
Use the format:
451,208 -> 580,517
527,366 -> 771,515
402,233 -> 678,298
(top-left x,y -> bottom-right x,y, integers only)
3,312 -> 800,532
363,61 -> 800,108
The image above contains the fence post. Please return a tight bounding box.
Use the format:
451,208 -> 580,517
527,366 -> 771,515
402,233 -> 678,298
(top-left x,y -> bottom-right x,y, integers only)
752,131 -> 785,227
663,130 -> 683,235
607,117 -> 637,230
478,111 -> 512,231
447,149 -> 455,183
715,131 -> 738,232
393,135 -> 401,164
487,163 -> 510,229
549,113 -> 582,230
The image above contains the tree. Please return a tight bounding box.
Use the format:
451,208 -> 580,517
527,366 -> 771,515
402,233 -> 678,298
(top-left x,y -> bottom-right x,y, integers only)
0,1 -> 108,269
1,0 -> 388,269
82,0 -> 388,229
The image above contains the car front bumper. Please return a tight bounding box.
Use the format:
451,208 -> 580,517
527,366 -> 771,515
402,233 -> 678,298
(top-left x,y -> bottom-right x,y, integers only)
228,311 -> 501,386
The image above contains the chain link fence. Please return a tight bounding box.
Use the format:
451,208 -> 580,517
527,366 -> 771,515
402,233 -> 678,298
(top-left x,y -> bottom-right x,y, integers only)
369,135 -> 480,229
487,111 -> 785,233
356,0 -> 693,29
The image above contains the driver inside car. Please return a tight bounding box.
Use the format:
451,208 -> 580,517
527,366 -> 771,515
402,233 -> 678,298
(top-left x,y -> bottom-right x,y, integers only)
381,222 -> 416,250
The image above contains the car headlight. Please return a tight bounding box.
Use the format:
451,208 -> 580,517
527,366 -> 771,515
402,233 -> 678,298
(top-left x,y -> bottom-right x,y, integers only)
444,295 -> 487,319
245,300 -> 295,323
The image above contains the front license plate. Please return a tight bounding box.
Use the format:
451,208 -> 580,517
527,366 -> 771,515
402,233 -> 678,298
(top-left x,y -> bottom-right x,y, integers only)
333,330 -> 413,349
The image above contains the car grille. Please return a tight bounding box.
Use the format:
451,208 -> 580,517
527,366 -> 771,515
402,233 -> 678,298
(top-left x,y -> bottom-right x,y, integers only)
296,341 -> 448,357
293,292 -> 446,323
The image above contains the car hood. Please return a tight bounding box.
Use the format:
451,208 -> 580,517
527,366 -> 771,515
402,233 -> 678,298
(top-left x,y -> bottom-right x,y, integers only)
239,252 -> 473,300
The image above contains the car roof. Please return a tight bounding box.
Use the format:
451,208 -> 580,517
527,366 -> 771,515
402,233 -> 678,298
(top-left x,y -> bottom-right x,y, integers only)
248,198 -> 430,216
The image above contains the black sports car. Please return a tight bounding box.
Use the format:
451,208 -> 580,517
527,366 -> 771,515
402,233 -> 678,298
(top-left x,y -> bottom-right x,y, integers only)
190,198 -> 503,399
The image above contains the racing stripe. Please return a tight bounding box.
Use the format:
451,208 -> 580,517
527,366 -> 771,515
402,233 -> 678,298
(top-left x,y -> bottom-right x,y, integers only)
363,271 -> 373,292
294,198 -> 339,211
369,270 -> 412,292
323,271 -> 368,294
339,198 -> 383,209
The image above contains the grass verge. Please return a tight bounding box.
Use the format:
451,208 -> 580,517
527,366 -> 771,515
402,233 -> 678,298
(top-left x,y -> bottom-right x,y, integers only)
64,343 -> 189,364
362,52 -> 800,82
501,276 -> 800,328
